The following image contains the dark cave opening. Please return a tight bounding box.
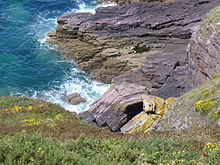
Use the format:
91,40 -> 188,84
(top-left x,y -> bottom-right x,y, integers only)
124,102 -> 144,122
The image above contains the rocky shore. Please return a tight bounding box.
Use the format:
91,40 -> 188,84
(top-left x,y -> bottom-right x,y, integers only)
1,0 -> 220,163
48,0 -> 220,133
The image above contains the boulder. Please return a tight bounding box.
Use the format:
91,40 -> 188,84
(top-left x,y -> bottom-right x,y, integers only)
65,93 -> 86,105
78,83 -> 174,133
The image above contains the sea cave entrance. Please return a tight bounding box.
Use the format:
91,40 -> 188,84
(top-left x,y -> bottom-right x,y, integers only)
124,102 -> 144,122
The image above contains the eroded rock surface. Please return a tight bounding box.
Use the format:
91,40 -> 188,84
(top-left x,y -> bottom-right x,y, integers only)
149,6 -> 220,132
78,83 -> 174,133
48,0 -> 220,99
186,7 -> 220,90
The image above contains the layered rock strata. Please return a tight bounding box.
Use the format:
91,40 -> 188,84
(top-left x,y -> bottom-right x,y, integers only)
48,0 -> 220,99
97,0 -> 176,5
78,83 -> 174,133
186,7 -> 220,90
151,7 -> 220,131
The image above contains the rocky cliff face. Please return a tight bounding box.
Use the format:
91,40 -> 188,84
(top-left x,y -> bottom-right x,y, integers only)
151,7 -> 220,131
97,0 -> 175,5
186,7 -> 220,90
48,0 -> 220,99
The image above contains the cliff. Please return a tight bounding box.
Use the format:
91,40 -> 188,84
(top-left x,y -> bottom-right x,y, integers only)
186,6 -> 220,90
46,0 -> 220,134
48,0 -> 220,99
152,6 -> 220,131
1,0 -> 220,164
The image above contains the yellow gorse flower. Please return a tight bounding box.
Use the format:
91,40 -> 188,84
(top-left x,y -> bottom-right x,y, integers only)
204,142 -> 220,155
19,119 -> 41,126
54,114 -> 65,121
18,114 -> 65,127
1,105 -> 35,113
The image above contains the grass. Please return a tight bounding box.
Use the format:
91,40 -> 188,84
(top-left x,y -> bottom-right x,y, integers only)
0,96 -> 116,141
178,73 -> 220,121
0,125 -> 219,165
0,96 -> 219,164
199,6 -> 220,38
156,72 -> 220,131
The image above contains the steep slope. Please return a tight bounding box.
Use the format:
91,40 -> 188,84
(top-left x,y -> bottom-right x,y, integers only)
186,6 -> 220,90
0,96 -> 219,164
152,73 -> 220,131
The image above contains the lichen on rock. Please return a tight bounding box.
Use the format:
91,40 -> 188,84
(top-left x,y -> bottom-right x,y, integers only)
78,83 -> 175,133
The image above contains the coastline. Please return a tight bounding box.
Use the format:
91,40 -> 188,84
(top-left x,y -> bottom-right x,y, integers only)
46,0 -> 220,133
0,0 -> 220,164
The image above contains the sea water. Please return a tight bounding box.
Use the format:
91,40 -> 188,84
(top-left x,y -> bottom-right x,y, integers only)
0,0 -> 115,113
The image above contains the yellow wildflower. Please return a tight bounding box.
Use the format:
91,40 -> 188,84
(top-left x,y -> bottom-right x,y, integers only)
54,114 -> 65,121
204,142 -> 220,155
27,106 -> 33,110
28,120 -> 41,126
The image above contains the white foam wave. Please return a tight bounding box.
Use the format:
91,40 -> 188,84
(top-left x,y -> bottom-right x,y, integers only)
25,1 -> 111,113
14,60 -> 109,113
41,78 -> 109,113
74,1 -> 117,14
37,1 -> 117,45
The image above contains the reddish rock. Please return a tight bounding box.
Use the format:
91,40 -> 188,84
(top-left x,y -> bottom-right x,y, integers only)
49,0 -> 220,99
78,83 -> 149,131
186,7 -> 220,90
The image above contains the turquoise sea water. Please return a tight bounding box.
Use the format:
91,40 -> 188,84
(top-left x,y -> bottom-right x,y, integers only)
0,0 -> 110,112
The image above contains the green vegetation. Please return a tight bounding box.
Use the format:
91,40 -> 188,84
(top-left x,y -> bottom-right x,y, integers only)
0,96 -> 219,164
0,125 -> 219,164
0,96 -> 115,140
134,46 -> 151,53
159,72 -> 220,131
183,73 -> 220,121
195,98 -> 220,117
200,6 -> 220,38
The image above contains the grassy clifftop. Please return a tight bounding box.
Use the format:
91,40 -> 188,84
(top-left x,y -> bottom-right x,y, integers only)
0,96 -> 219,164
0,96 -> 115,140
152,73 -> 220,132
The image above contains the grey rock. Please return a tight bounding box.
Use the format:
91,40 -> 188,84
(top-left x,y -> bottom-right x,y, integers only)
65,93 -> 86,105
